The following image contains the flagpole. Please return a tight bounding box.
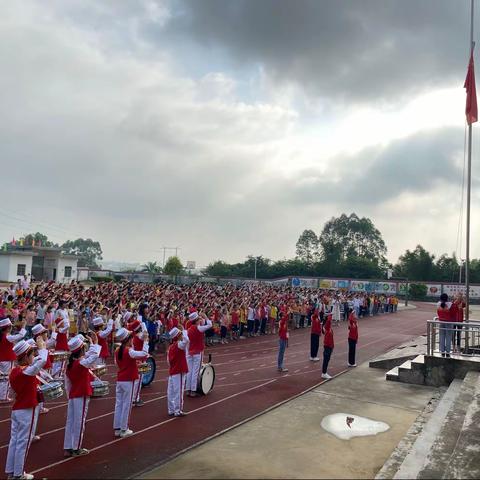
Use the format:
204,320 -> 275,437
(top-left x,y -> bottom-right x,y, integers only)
465,0 -> 474,322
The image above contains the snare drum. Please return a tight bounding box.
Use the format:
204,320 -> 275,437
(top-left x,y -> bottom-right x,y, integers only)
92,365 -> 107,377
91,380 -> 109,397
197,364 -> 215,395
50,351 -> 70,363
38,381 -> 64,402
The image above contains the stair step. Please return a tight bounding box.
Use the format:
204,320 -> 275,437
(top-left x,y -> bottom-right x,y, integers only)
393,378 -> 463,479
398,360 -> 412,371
412,355 -> 425,365
417,371 -> 480,479
386,366 -> 400,381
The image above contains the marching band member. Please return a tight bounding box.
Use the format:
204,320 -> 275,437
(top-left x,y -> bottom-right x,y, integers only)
185,312 -> 212,397
51,312 -> 69,378
31,324 -> 55,414
5,337 -> 47,480
0,318 -> 26,402
126,319 -> 146,407
113,327 -> 148,438
321,315 -> 334,380
92,316 -> 114,366
63,333 -> 101,458
167,327 -> 189,417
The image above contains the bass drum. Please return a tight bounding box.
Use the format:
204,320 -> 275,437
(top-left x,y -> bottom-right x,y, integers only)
141,356 -> 156,387
196,363 -> 215,395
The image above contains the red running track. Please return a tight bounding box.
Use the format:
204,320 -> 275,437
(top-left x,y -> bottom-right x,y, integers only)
0,303 -> 433,479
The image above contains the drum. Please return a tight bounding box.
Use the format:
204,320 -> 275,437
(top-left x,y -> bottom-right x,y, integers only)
92,365 -> 107,377
141,357 -> 156,387
50,351 -> 70,363
38,381 -> 64,402
91,380 -> 109,397
138,362 -> 151,374
197,364 -> 215,395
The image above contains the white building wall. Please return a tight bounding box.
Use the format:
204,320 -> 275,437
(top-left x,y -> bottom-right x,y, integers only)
0,255 -> 33,282
0,256 -> 10,282
57,257 -> 78,284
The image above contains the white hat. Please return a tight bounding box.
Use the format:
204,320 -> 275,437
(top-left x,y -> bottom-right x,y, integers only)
189,312 -> 199,322
123,312 -> 133,322
0,318 -> 12,328
68,336 -> 85,353
169,327 -> 181,339
26,338 -> 37,349
32,324 -> 47,336
13,340 -> 33,358
92,316 -> 104,327
115,327 -> 131,342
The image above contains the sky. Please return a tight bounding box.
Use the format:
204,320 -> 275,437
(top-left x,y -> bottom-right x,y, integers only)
1,0 -> 479,269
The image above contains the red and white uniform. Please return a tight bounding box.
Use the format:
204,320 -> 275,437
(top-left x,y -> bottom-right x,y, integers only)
63,344 -> 101,451
96,319 -> 114,365
185,319 -> 212,392
132,332 -> 146,403
167,332 -> 189,415
5,349 -> 47,478
0,327 -> 26,401
113,343 -> 148,433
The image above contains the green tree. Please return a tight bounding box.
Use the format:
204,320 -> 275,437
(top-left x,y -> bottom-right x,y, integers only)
142,262 -> 162,274
394,245 -> 435,281
163,256 -> 183,276
296,229 -> 319,264
20,232 -> 55,247
205,260 -> 235,277
319,213 -> 387,266
434,254 -> 460,282
62,238 -> 103,268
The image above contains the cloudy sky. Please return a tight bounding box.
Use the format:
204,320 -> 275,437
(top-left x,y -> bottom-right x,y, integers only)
1,0 -> 479,268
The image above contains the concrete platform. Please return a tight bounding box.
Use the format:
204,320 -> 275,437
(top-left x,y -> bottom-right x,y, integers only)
140,363 -> 438,479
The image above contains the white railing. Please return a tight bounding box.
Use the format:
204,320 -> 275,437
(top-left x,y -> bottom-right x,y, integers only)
427,318 -> 480,357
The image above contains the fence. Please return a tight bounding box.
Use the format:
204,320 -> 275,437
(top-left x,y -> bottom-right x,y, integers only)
427,318 -> 480,357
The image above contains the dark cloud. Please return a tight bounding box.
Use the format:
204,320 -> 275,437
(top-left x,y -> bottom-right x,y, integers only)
164,0 -> 471,104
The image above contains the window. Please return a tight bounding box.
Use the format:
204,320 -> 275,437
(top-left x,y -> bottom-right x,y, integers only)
17,264 -> 26,276
64,266 -> 72,278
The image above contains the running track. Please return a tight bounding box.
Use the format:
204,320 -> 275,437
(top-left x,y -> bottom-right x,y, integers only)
0,303 -> 432,479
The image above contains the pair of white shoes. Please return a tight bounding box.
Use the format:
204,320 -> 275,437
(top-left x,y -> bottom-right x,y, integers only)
114,429 -> 133,438
348,363 -> 357,367
321,373 -> 332,379
7,474 -> 33,480
310,357 -> 320,361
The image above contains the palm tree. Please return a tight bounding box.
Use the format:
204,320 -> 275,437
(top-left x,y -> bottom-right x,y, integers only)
142,261 -> 162,274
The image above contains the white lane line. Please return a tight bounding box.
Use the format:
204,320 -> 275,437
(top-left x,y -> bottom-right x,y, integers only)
218,377 -> 226,381
30,379 -> 277,476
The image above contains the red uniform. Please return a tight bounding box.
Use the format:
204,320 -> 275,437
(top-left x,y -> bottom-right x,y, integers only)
0,334 -> 16,361
187,326 -> 206,355
278,318 -> 288,340
311,313 -> 322,335
168,342 -> 188,375
348,313 -> 358,341
9,366 -> 39,410
66,360 -> 95,398
55,332 -> 69,351
116,347 -> 142,382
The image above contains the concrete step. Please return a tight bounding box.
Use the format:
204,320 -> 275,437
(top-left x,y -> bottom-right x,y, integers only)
417,371 -> 480,479
393,378 -> 463,479
386,366 -> 400,382
443,372 -> 480,479
411,354 -> 425,366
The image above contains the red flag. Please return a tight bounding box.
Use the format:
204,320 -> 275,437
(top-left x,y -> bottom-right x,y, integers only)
11,237 -> 16,246
464,51 -> 478,125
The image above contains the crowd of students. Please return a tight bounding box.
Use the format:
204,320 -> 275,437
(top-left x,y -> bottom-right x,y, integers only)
0,278 -> 400,479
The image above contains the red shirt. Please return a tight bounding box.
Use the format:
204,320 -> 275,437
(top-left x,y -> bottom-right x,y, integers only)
278,317 -> 288,340
115,347 -> 146,382
133,335 -> 144,352
10,366 -> 39,410
66,359 -> 95,398
187,325 -> 205,355
98,336 -> 109,359
0,334 -> 16,361
168,342 -> 188,375
348,313 -> 358,341
231,311 -> 239,326
55,332 -> 69,351
311,314 -> 322,335
324,327 -> 334,348
437,305 -> 452,322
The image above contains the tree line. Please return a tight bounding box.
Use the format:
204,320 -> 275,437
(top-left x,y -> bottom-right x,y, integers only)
205,213 -> 479,283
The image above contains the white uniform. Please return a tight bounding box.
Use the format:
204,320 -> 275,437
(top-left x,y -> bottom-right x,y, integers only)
0,328 -> 26,400
63,343 -> 101,451
167,332 -> 189,415
185,320 -> 212,393
5,349 -> 47,478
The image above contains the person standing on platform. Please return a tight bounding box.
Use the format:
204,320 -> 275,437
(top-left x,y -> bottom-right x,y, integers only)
277,311 -> 289,372
347,308 -> 358,367
437,293 -> 453,357
321,316 -> 334,379
185,312 -> 212,397
167,327 -> 189,417
5,337 -> 47,480
310,309 -> 321,361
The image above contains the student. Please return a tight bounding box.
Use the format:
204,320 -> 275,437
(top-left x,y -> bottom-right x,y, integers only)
113,327 -> 148,438
63,334 -> 101,458
277,312 -> 289,373
5,338 -> 47,480
126,318 -> 147,407
347,308 -> 358,367
167,327 -> 189,417
0,318 -> 26,402
92,316 -> 114,366
437,293 -> 453,357
321,316 -> 334,379
310,309 -> 321,361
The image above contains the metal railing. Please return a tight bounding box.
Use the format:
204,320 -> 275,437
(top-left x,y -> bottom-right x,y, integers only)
427,318 -> 480,357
